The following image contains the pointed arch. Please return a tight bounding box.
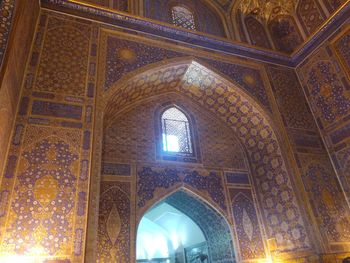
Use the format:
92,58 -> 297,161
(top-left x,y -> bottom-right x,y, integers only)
296,0 -> 325,36
160,106 -> 193,153
244,15 -> 272,49
98,59 -> 312,253
136,188 -> 237,262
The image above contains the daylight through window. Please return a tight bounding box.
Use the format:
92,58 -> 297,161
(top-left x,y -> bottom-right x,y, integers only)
161,107 -> 193,154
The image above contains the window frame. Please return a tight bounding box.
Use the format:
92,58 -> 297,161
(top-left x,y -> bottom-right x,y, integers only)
170,4 -> 197,31
155,103 -> 201,163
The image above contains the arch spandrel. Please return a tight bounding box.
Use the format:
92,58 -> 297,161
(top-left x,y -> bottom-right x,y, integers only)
101,60 -> 313,252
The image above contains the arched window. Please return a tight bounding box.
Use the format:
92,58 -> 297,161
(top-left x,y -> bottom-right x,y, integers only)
161,107 -> 193,154
171,6 -> 196,30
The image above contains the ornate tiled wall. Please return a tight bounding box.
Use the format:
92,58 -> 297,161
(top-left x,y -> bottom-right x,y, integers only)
229,188 -> 266,260
0,11 -> 98,262
101,34 -> 272,113
268,64 -> 350,252
100,91 -> 267,262
268,64 -> 350,253
98,181 -> 131,262
297,23 -> 350,215
103,94 -> 247,170
143,0 -> 226,37
89,29 -> 325,263
2,3 -> 349,263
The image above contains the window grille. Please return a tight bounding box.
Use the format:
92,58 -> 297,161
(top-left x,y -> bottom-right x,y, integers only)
171,6 -> 196,30
161,107 -> 193,154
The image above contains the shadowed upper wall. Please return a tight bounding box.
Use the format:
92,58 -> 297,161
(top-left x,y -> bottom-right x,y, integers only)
143,0 -> 227,37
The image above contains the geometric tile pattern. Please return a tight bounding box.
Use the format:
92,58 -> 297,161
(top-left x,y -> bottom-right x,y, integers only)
303,49 -> 350,127
103,61 -> 311,252
103,92 -> 248,170
165,190 -> 236,263
296,24 -> 350,251
103,36 -> 182,91
98,181 -> 131,262
267,66 -> 317,130
229,188 -> 266,260
201,58 -> 272,112
103,35 -> 272,112
35,17 -> 91,96
137,166 -> 227,212
0,13 -> 96,262
3,135 -> 80,256
298,154 -> 350,243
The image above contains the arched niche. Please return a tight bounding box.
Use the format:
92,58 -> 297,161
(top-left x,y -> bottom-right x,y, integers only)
143,0 -> 228,38
234,8 -> 248,42
244,16 -> 272,49
296,0 -> 326,36
136,188 -> 237,263
87,58 -> 315,262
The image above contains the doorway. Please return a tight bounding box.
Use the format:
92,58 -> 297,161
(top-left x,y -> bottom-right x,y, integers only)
136,190 -> 236,263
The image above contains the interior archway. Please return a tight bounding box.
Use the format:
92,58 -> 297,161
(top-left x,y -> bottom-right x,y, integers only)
101,59 -> 311,251
88,59 -> 313,261
136,189 -> 236,263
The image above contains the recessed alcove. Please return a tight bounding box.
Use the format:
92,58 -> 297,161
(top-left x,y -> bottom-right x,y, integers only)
136,190 -> 235,263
